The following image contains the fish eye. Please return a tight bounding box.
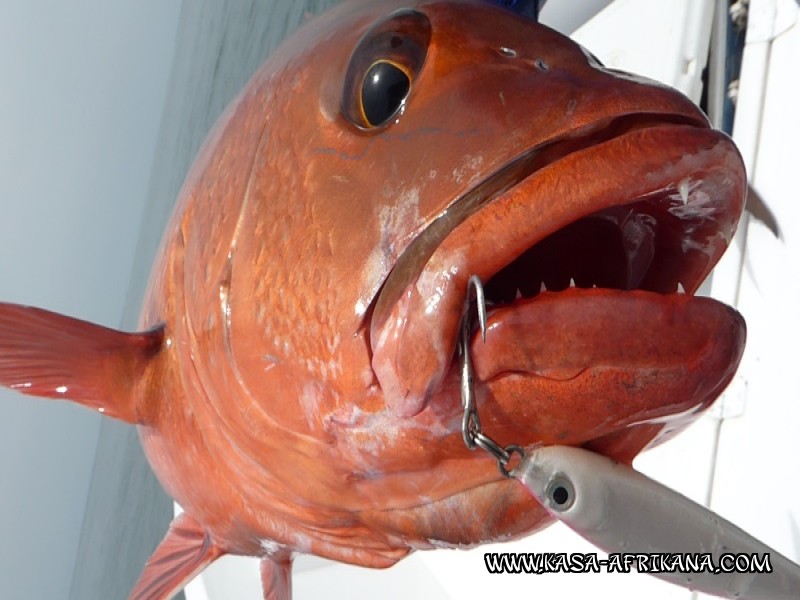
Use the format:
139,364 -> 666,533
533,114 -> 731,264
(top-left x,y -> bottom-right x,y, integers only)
361,60 -> 411,127
545,474 -> 575,512
342,10 -> 431,130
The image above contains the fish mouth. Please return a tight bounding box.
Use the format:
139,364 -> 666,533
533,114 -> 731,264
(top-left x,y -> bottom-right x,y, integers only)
369,111 -> 747,462
371,112 -> 713,326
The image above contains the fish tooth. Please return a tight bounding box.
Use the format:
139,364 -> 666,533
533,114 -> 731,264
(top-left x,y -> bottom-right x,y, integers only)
677,282 -> 686,294
569,278 -> 576,288
540,281 -> 547,293
678,178 -> 690,205
515,288 -> 522,300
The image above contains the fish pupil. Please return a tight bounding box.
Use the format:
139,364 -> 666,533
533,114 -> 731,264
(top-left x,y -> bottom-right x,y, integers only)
361,60 -> 410,126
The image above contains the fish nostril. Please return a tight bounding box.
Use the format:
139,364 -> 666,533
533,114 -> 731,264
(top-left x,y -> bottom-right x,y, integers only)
498,46 -> 517,58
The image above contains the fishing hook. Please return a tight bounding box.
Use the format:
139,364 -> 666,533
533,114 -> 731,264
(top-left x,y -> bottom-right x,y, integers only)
460,275 -> 525,476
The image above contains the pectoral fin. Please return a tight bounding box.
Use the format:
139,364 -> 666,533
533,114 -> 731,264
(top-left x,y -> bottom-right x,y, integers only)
130,512 -> 224,600
0,303 -> 163,423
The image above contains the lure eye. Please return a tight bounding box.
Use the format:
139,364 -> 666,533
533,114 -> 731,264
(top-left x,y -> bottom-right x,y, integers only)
545,474 -> 575,512
342,10 -> 431,129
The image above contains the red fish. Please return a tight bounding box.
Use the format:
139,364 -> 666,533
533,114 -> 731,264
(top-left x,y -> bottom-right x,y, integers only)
0,1 -> 746,598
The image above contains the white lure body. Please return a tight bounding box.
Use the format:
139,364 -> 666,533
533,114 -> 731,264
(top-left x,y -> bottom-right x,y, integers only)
515,445 -> 800,599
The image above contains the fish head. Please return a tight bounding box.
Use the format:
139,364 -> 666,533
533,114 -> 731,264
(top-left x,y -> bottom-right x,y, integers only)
169,0 -> 745,558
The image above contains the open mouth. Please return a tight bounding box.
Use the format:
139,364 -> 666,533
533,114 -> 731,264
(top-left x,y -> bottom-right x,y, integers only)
369,113 -> 746,428
370,112 -> 719,333
483,193 -> 696,307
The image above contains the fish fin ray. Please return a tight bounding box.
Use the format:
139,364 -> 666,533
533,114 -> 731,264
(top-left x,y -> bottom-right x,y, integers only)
130,512 -> 223,600
0,302 -> 163,423
260,556 -> 293,600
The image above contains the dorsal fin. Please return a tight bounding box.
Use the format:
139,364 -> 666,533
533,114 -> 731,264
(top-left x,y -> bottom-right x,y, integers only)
261,556 -> 293,600
130,512 -> 224,600
0,302 -> 163,423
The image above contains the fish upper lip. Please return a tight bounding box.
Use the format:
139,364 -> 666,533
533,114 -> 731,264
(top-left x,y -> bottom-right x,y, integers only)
368,111 -> 709,334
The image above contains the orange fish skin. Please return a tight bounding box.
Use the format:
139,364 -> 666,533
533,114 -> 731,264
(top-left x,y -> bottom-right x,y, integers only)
134,1 -> 556,562
128,0 -> 746,567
